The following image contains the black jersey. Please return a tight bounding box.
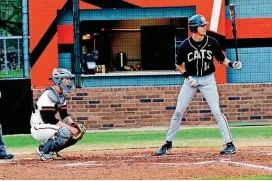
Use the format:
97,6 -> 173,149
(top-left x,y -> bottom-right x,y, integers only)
176,35 -> 225,76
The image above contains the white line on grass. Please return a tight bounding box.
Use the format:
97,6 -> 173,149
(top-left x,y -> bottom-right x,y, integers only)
137,160 -> 217,166
61,161 -> 104,167
60,160 -> 217,167
220,160 -> 272,171
14,157 -> 36,160
57,157 -> 272,171
0,157 -> 38,164
114,155 -> 151,158
0,160 -> 14,164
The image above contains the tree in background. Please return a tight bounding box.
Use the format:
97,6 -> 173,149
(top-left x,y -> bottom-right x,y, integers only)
0,0 -> 22,36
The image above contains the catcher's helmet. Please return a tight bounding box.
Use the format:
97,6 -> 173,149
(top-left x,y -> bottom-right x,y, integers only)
189,14 -> 208,33
51,68 -> 74,93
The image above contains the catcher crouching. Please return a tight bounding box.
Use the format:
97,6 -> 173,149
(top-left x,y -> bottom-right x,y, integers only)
30,68 -> 86,160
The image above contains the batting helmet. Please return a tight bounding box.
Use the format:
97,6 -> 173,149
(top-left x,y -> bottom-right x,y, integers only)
189,14 -> 208,33
51,68 -> 74,93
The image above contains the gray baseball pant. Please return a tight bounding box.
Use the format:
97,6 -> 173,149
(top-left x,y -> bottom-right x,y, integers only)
166,73 -> 232,144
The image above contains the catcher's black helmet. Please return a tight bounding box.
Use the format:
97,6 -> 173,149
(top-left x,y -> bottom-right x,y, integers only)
189,14 -> 208,33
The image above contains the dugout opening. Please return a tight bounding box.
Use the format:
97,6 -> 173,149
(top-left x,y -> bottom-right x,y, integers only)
79,18 -> 188,73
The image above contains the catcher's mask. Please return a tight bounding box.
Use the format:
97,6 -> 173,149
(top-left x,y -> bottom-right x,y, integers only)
189,14 -> 208,33
51,68 -> 74,93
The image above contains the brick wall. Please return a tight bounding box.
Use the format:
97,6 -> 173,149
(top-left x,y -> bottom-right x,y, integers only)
32,84 -> 272,129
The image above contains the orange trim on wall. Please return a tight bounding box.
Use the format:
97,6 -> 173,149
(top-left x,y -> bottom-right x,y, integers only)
58,25 -> 74,44
124,0 -> 227,36
29,0 -> 67,52
226,18 -> 272,39
58,2 -> 100,44
29,0 -> 100,87
214,60 -> 226,84
29,0 -> 67,87
124,0 -> 214,28
31,35 -> 58,88
80,1 -> 101,9
216,0 -> 226,35
214,50 -> 227,84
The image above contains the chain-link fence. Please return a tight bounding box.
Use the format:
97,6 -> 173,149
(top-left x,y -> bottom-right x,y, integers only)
0,0 -> 23,79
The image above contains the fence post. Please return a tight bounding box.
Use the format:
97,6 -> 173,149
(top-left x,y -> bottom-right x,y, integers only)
3,39 -> 8,74
22,0 -> 30,78
17,38 -> 21,70
73,0 -> 81,88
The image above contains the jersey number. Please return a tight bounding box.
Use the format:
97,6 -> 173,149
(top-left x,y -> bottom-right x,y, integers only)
204,62 -> 210,71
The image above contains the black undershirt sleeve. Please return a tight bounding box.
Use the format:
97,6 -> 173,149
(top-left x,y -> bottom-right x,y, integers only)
40,110 -> 59,124
59,106 -> 69,120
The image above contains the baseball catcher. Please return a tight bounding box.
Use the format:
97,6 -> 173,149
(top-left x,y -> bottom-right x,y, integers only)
30,68 -> 86,160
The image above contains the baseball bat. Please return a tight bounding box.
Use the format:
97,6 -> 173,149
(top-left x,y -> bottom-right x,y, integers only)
229,4 -> 239,62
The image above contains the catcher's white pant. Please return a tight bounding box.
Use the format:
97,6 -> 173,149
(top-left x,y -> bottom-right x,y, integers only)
166,73 -> 232,144
30,111 -> 60,141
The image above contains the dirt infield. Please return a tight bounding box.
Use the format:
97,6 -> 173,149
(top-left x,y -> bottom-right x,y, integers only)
0,148 -> 272,180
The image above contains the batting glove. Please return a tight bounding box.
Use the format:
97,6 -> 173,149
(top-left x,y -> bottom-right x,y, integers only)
187,76 -> 198,87
233,61 -> 242,70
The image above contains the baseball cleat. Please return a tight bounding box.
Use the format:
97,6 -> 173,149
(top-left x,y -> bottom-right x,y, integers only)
155,142 -> 172,156
220,142 -> 236,155
52,152 -> 63,160
36,147 -> 53,161
56,152 -> 63,158
0,153 -> 14,159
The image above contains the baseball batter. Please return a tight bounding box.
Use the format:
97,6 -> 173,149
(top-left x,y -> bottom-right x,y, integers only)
156,14 -> 242,155
30,68 -> 86,160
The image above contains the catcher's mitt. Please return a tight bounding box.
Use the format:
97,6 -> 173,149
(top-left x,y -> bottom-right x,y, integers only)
71,123 -> 86,140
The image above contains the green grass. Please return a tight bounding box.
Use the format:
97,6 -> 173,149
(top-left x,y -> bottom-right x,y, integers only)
3,127 -> 272,149
203,175 -> 272,180
230,122 -> 272,127
3,127 -> 272,180
0,69 -> 23,78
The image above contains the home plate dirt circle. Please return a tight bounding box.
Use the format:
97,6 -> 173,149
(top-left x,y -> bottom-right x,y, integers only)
0,148 -> 271,180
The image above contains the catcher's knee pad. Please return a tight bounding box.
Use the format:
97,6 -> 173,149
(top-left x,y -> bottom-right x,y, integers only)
41,127 -> 72,153
55,127 -> 72,146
